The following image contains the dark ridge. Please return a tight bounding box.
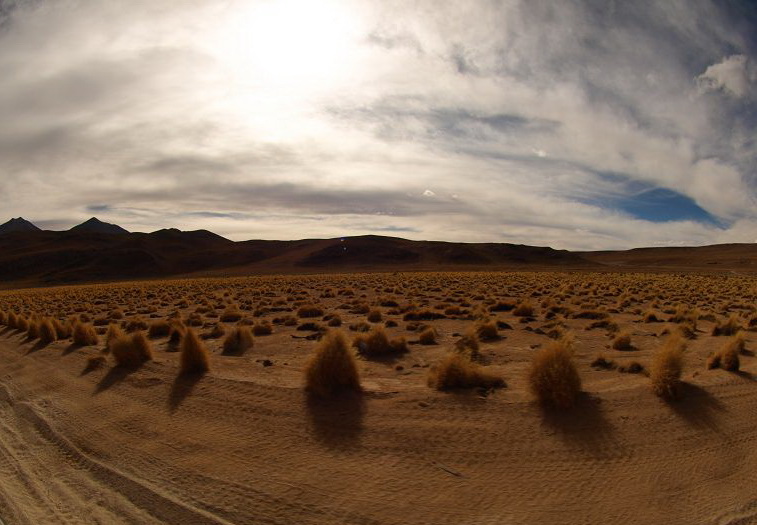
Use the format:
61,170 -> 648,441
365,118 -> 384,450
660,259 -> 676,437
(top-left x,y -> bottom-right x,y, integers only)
69,217 -> 129,235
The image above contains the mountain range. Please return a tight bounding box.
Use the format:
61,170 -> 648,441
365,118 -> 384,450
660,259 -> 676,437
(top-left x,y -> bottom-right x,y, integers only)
0,217 -> 754,285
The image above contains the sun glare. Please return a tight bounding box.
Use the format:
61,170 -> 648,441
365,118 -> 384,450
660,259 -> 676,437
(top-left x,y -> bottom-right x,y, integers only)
212,0 -> 361,92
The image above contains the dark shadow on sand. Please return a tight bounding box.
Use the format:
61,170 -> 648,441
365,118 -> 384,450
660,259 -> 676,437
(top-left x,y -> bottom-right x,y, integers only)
25,339 -> 53,354
168,373 -> 204,414
94,366 -> 137,395
540,392 -> 619,457
62,342 -> 83,356
665,382 -> 726,432
305,390 -> 365,451
734,370 -> 757,382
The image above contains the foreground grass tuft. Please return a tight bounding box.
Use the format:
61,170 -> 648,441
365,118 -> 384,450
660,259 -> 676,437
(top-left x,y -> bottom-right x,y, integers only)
527,336 -> 582,408
305,330 -> 361,397
650,335 -> 686,399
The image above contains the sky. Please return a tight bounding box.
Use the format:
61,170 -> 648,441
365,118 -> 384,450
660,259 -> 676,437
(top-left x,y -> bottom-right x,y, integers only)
0,0 -> 755,250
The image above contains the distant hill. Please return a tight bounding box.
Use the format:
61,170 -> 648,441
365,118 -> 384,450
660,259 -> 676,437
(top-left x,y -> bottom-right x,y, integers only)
0,220 -> 754,286
0,217 -> 41,235
69,217 -> 129,235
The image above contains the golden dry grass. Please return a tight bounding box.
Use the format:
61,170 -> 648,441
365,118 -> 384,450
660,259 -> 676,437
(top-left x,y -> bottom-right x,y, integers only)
527,336 -> 582,408
650,335 -> 686,399
110,332 -> 153,368
352,326 -> 408,357
180,328 -> 210,375
222,326 -> 254,355
427,352 -> 504,391
72,322 -> 99,346
304,330 -> 361,397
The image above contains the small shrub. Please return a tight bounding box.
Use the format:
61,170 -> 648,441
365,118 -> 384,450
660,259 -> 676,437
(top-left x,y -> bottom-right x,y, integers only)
454,332 -> 480,359
252,321 -> 273,336
475,321 -> 499,341
366,309 -> 383,323
110,332 -> 152,368
427,352 -> 504,391
712,315 -> 742,336
220,308 -> 243,323
513,302 -> 534,317
591,355 -> 616,370
707,336 -> 742,372
353,326 -> 408,357
72,322 -> 99,346
611,332 -> 633,350
180,328 -> 210,375
304,330 -> 361,397
222,326 -> 254,355
297,304 -> 324,318
650,335 -> 685,399
147,320 -> 171,338
418,327 -> 438,345
327,315 -> 342,327
38,318 -> 57,344
527,336 -> 581,408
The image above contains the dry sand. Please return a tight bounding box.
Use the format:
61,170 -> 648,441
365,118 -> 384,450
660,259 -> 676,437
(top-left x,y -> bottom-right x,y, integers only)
0,272 -> 755,524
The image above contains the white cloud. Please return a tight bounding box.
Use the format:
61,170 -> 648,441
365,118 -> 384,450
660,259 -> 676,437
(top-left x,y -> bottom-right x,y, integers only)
697,54 -> 757,97
0,0 -> 754,250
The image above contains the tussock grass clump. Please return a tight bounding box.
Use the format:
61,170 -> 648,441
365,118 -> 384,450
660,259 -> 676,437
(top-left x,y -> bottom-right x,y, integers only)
111,332 -> 153,368
252,321 -> 273,336
454,332 -> 480,359
591,355 -> 616,370
219,308 -> 243,322
611,332 -> 633,350
513,302 -> 534,317
326,315 -> 342,327
0,310 -> 6,325
366,309 -> 383,323
297,304 -> 324,318
38,318 -> 57,344
16,316 -> 29,332
712,315 -> 742,336
72,322 -> 99,346
642,310 -> 661,323
353,326 -> 408,357
105,324 -> 125,352
304,330 -> 361,397
26,319 -> 40,339
203,323 -> 225,339
649,335 -> 686,399
180,328 -> 210,375
427,352 -> 504,391
475,320 -> 499,341
418,326 -> 438,345
7,312 -> 18,329
147,320 -> 171,338
52,319 -> 71,340
707,335 -> 743,372
222,326 -> 254,355
527,336 -> 582,408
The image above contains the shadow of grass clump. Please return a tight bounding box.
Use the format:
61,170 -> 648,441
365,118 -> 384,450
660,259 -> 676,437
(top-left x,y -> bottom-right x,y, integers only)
168,373 -> 204,414
665,382 -> 725,432
305,390 -> 365,450
540,393 -> 618,457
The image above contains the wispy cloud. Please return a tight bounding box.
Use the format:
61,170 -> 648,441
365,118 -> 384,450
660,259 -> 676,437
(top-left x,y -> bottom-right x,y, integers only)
0,0 -> 755,249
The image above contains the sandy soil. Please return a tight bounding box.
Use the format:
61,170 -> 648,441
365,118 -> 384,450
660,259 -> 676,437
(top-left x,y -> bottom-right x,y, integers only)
0,272 -> 755,524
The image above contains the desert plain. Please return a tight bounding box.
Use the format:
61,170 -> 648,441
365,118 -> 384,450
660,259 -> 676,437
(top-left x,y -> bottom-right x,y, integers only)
0,270 -> 755,525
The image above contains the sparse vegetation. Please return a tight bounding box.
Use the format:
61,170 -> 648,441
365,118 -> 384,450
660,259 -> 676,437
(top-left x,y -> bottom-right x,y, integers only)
527,336 -> 581,408
650,335 -> 686,399
304,330 -> 361,397
428,352 -> 504,391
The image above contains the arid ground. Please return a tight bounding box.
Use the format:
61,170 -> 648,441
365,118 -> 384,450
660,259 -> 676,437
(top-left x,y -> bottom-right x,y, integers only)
0,271 -> 756,524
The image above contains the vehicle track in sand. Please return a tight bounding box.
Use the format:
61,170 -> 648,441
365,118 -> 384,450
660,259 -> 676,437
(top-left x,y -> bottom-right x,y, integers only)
1,328 -> 757,525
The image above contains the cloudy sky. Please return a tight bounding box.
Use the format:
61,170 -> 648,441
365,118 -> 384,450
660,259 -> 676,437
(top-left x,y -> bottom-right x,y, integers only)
1,0 -> 755,249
